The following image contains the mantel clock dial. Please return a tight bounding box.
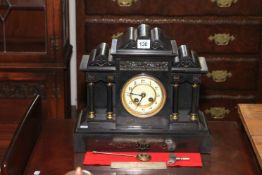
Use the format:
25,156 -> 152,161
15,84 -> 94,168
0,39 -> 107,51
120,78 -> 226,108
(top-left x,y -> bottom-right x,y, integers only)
121,75 -> 166,118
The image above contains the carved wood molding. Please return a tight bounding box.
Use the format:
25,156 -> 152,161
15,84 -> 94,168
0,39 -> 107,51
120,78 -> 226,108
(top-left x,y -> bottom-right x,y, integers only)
0,82 -> 46,99
86,16 -> 262,25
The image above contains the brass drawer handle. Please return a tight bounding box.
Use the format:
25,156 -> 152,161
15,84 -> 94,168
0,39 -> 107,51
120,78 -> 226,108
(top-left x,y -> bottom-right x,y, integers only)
211,0 -> 238,8
208,33 -> 235,46
207,70 -> 232,83
112,0 -> 137,7
205,107 -> 230,119
112,32 -> 124,39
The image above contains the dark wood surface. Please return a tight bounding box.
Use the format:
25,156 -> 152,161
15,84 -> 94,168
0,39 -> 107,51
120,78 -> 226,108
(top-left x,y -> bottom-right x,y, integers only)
0,98 -> 32,163
0,124 -> 17,163
77,1 -> 262,121
23,120 -> 261,175
84,0 -> 262,16
1,95 -> 42,175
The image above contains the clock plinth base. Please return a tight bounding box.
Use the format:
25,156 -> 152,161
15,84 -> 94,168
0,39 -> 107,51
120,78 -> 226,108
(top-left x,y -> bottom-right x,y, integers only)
74,109 -> 212,153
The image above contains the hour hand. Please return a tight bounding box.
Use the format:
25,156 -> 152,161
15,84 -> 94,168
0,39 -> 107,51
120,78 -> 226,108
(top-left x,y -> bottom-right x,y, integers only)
136,93 -> 146,107
136,97 -> 144,107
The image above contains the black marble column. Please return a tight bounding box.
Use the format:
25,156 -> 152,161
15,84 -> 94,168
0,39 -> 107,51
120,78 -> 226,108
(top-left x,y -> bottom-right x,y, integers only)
87,82 -> 95,119
190,83 -> 199,121
106,82 -> 113,120
171,83 -> 179,121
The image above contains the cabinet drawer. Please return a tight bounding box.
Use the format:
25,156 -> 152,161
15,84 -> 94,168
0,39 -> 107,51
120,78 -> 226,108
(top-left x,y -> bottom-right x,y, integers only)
200,95 -> 255,121
84,23 -> 261,54
84,0 -> 262,16
202,58 -> 258,90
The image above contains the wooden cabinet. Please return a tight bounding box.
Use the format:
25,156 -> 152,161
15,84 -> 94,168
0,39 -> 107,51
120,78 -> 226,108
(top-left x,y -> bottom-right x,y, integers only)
84,0 -> 262,16
76,0 -> 262,121
0,0 -> 72,119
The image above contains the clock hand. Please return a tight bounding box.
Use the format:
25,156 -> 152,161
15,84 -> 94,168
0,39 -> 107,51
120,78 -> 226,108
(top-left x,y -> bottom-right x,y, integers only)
136,93 -> 146,107
126,92 -> 143,96
136,97 -> 144,106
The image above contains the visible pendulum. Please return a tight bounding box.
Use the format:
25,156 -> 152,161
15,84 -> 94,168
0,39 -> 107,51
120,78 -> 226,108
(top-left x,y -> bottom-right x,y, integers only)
92,151 -> 190,164
92,151 -> 152,162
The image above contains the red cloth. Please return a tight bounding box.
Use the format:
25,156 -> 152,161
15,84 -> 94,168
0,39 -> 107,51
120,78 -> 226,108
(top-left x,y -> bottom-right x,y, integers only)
83,152 -> 202,167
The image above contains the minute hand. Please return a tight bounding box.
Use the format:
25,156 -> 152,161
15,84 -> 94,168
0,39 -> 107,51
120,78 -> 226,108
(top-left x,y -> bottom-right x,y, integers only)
127,92 -> 143,96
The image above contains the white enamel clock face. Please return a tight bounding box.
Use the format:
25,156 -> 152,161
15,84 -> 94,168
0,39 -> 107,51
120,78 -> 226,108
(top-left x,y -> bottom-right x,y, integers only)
121,75 -> 166,118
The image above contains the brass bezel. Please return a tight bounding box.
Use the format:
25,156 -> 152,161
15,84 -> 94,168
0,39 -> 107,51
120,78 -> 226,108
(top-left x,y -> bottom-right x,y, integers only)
121,74 -> 166,118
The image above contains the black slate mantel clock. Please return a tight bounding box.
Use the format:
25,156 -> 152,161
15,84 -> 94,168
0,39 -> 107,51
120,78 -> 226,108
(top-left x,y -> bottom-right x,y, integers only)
74,24 -> 211,153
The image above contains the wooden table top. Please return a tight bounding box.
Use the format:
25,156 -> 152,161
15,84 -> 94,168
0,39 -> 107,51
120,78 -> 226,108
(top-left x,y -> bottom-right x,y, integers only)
0,123 -> 17,163
23,120 -> 261,175
238,104 -> 262,169
0,100 -> 30,164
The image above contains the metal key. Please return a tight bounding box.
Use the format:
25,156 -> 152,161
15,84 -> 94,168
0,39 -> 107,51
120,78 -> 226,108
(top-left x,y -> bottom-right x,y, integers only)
167,153 -> 190,164
92,151 -> 152,161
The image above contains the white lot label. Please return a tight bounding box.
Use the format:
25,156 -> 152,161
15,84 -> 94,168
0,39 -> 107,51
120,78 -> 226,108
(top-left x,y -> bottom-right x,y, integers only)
137,40 -> 151,49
